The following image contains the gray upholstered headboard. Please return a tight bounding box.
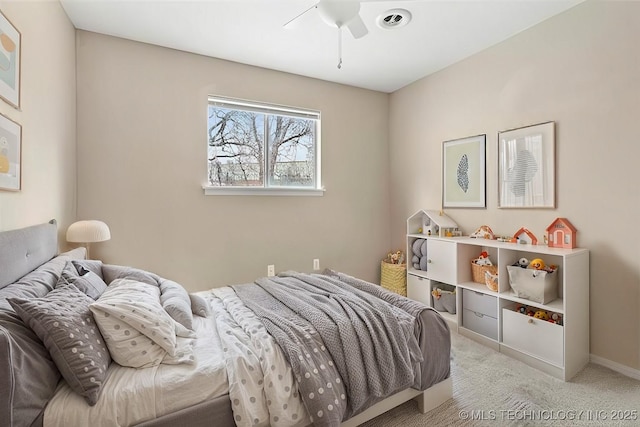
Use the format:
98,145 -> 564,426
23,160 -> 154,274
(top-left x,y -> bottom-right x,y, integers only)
0,219 -> 58,289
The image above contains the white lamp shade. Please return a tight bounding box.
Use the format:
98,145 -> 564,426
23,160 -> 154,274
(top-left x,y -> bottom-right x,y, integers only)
66,220 -> 111,243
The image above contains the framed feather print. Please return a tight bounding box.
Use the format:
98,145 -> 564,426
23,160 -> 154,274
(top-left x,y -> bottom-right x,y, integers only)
498,122 -> 555,208
442,134 -> 486,208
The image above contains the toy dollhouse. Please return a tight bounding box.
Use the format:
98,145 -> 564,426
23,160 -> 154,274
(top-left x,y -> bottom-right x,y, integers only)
407,209 -> 459,238
546,217 -> 577,248
512,227 -> 538,245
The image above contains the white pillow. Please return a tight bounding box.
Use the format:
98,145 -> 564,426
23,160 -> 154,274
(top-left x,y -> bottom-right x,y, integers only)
90,279 -> 178,368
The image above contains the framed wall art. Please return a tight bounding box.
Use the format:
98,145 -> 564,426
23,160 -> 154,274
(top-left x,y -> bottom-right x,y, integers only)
0,113 -> 21,191
442,134 -> 486,208
498,121 -> 555,208
0,10 -> 20,109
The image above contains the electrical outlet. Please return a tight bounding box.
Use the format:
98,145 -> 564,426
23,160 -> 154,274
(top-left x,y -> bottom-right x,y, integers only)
313,259 -> 320,270
267,264 -> 275,277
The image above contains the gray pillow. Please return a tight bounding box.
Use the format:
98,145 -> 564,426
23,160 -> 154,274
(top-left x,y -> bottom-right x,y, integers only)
8,284 -> 111,406
57,262 -> 108,300
102,265 -> 193,329
0,246 -> 86,426
102,264 -> 161,285
117,269 -> 158,287
60,260 -> 79,282
71,259 -> 104,280
189,293 -> 211,317
159,280 -> 193,330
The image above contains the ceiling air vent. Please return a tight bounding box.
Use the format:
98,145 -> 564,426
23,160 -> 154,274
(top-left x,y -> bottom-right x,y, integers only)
376,9 -> 412,30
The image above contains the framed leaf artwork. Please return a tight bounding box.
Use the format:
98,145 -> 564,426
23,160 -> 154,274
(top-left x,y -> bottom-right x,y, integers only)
442,134 -> 486,208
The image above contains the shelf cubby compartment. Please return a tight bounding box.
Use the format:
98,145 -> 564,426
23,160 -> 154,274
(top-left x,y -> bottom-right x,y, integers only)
430,281 -> 458,325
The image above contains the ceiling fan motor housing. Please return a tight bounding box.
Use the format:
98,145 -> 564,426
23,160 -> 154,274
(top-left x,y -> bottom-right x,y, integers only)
317,1 -> 361,28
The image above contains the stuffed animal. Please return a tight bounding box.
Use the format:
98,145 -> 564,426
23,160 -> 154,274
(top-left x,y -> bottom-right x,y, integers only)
474,251 -> 493,266
412,239 -> 423,257
518,257 -> 529,268
516,304 -> 527,314
533,310 -> 549,321
412,239 -> 428,270
529,258 -> 546,270
386,250 -> 404,265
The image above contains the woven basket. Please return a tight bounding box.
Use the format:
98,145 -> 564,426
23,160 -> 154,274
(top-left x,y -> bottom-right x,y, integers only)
471,261 -> 497,284
381,260 -> 407,296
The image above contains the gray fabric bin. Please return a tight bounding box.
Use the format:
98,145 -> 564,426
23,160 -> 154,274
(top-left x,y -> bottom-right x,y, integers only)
432,289 -> 456,314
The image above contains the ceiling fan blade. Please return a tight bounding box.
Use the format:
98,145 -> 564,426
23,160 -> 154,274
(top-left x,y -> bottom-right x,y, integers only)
284,3 -> 318,29
347,14 -> 368,39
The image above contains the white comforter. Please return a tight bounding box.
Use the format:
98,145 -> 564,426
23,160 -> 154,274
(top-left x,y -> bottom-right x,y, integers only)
43,314 -> 228,427
209,287 -> 309,427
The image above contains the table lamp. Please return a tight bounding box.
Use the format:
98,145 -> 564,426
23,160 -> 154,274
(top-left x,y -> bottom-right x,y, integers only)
66,220 -> 111,259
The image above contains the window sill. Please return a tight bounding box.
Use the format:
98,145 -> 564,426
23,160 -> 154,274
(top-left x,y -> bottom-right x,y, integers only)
202,186 -> 325,196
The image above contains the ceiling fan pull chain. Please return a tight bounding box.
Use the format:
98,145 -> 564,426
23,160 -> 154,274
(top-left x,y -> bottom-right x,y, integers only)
337,27 -> 342,69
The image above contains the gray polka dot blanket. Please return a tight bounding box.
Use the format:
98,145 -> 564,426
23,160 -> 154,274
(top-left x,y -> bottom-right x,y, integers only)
207,270 -> 450,427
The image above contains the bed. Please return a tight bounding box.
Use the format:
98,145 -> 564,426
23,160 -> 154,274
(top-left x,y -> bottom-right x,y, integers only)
0,220 -> 452,427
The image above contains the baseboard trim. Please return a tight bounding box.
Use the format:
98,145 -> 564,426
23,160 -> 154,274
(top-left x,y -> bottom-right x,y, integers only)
590,354 -> 640,380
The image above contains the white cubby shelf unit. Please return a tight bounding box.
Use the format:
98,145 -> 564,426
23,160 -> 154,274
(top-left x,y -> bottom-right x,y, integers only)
405,210 -> 590,381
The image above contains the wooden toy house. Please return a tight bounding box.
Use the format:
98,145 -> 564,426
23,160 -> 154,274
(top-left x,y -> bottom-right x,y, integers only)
546,217 -> 577,248
407,209 -> 459,238
512,227 -> 538,245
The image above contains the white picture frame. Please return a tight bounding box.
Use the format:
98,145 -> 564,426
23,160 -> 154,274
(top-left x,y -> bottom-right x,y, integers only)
0,10 -> 20,109
0,113 -> 21,191
442,134 -> 486,208
498,121 -> 555,208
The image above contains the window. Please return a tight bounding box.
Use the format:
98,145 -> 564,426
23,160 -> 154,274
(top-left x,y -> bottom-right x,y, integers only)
205,96 -> 322,195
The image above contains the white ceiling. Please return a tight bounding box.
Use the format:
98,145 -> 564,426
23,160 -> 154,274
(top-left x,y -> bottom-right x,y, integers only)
59,0 -> 583,93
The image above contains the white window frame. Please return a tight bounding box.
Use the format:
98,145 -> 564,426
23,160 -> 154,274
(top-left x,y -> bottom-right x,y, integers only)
203,96 -> 324,196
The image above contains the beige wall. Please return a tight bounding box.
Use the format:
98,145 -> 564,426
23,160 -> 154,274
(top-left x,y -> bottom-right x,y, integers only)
76,31 -> 390,290
390,1 -> 640,371
0,1 -> 76,243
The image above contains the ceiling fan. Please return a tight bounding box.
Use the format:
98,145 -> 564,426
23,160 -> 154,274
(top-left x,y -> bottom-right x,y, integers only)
284,0 -> 369,40
284,0 -> 396,69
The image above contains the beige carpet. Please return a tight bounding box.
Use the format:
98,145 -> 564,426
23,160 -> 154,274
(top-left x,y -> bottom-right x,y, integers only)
361,332 -> 640,426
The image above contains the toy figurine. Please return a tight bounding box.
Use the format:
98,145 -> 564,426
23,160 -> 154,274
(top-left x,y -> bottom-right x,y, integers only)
549,312 -> 563,325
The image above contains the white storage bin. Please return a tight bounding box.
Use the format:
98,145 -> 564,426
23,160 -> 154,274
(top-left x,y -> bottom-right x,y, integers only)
502,308 -> 564,366
407,274 -> 430,306
507,265 -> 558,304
